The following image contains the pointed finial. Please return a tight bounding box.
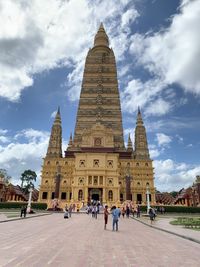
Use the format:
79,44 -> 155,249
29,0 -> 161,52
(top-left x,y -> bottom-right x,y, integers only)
54,106 -> 61,125
99,22 -> 104,29
136,107 -> 143,125
94,22 -> 109,47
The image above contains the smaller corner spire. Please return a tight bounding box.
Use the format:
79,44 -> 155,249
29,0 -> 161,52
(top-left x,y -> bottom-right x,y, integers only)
127,133 -> 133,152
67,133 -> 73,151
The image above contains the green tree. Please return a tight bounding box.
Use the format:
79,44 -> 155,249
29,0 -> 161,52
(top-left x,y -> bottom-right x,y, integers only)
20,170 -> 37,193
170,191 -> 178,198
0,169 -> 11,184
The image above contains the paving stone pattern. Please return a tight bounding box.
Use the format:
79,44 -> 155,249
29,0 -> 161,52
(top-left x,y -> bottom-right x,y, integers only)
0,213 -> 199,267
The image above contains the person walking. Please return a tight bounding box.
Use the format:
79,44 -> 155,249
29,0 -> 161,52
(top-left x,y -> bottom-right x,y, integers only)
137,205 -> 141,218
68,204 -> 73,218
126,205 -> 130,218
112,206 -> 120,231
149,208 -> 154,225
121,207 -> 125,218
20,205 -> 24,218
104,205 -> 109,230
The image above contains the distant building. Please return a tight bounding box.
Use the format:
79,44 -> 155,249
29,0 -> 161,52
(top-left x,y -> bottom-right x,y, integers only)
38,23 -> 156,209
173,175 -> 200,207
156,192 -> 175,205
0,177 -> 38,203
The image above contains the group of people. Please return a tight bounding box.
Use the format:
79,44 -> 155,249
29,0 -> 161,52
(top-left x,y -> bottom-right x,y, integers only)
86,202 -> 101,218
62,201 -> 161,228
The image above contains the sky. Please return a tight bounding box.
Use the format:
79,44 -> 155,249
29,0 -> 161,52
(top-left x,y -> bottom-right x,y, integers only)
0,0 -> 200,192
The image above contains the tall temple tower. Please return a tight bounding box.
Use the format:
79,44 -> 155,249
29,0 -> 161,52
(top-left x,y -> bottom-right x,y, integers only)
39,24 -> 155,208
73,23 -> 124,149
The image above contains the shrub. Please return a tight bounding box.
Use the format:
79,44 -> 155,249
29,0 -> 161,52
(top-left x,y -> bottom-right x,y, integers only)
140,205 -> 200,213
0,202 -> 47,210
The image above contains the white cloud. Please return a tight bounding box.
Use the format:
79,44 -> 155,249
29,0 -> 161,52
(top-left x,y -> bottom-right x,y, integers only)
149,148 -> 160,158
156,133 -> 172,146
0,0 -> 139,102
0,128 -> 69,186
149,144 -> 161,158
121,8 -> 139,28
176,134 -> 184,143
0,129 -> 8,135
145,98 -> 172,116
0,129 -> 49,186
122,78 -> 167,114
129,0 -> 200,95
154,159 -> 200,191
0,136 -> 10,143
51,110 -> 57,119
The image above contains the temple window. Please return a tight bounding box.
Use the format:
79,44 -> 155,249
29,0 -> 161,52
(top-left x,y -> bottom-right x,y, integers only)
93,176 -> 98,185
45,180 -> 48,184
108,190 -> 113,201
42,192 -> 48,199
51,192 -> 55,199
79,160 -> 85,167
137,182 -> 141,186
78,190 -> 83,201
136,163 -> 139,166
61,192 -> 66,200
56,161 -> 59,165
108,160 -> 113,168
63,180 -> 67,184
78,178 -> 84,185
99,176 -> 103,185
93,159 -> 99,167
146,182 -> 150,186
47,161 -> 50,165
89,176 -> 92,185
145,163 -> 148,166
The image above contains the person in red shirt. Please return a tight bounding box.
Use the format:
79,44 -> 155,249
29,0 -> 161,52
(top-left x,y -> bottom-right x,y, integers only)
104,205 -> 109,230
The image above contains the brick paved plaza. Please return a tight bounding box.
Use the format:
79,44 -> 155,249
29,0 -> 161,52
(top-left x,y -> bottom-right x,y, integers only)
0,213 -> 200,267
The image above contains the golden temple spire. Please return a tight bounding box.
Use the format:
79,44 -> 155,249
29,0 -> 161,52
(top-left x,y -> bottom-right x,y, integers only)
94,22 -> 109,47
46,107 -> 62,158
68,133 -> 73,148
134,108 -> 150,159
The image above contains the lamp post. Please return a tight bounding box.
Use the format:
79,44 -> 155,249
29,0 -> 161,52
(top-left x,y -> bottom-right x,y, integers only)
125,164 -> 133,201
146,185 -> 150,214
27,186 -> 33,213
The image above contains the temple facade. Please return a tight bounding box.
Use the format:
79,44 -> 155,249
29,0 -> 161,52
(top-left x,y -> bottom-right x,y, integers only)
38,24 -> 156,209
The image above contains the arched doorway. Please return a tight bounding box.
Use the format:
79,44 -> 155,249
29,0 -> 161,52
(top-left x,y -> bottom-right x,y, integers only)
88,188 -> 102,203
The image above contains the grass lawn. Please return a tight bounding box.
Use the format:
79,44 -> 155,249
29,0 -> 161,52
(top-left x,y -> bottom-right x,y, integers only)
170,217 -> 200,230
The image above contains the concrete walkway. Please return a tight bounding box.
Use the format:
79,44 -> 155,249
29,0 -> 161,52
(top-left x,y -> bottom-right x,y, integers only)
0,213 -> 199,267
